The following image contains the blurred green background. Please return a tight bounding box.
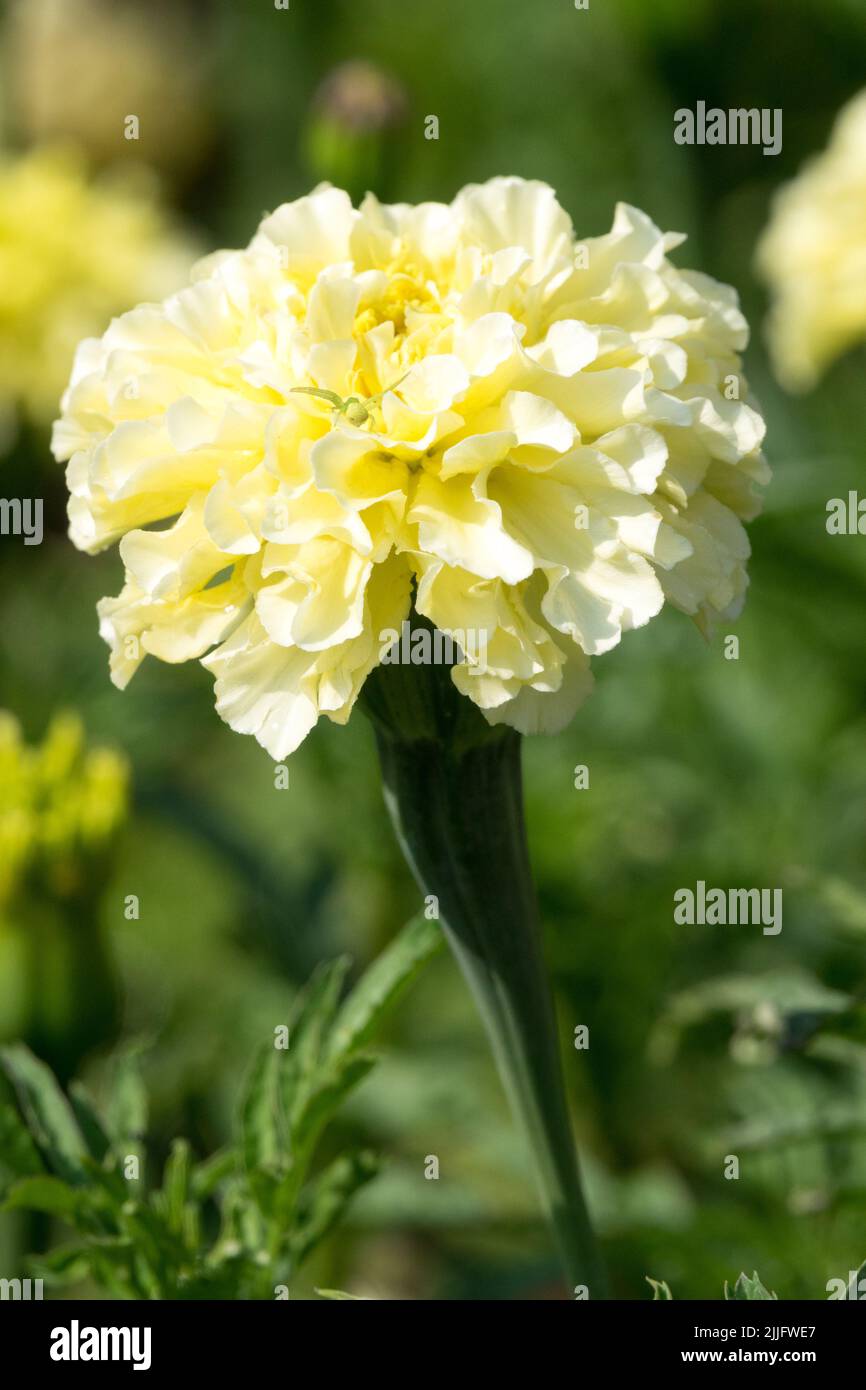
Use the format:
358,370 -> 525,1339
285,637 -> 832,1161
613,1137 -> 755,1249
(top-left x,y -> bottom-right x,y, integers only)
2,0 -> 866,1298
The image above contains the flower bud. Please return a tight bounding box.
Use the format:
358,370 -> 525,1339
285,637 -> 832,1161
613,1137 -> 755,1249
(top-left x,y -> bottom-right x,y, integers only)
303,61 -> 408,201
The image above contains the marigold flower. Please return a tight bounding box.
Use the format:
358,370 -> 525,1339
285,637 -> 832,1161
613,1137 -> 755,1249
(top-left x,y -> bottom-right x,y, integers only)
0,145 -> 192,429
53,178 -> 768,758
758,90 -> 866,390
0,711 -> 129,908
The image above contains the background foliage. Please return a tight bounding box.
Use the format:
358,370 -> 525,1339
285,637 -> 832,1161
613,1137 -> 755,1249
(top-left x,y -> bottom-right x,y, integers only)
1,0 -> 866,1298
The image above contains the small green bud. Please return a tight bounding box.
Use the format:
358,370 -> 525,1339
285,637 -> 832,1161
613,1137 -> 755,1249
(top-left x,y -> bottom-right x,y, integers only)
303,61 -> 408,202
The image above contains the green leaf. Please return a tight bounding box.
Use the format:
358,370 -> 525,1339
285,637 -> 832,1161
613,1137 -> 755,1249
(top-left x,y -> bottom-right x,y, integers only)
68,1083 -> 111,1162
31,1242 -> 92,1286
182,1201 -> 201,1254
2,1174 -> 84,1219
0,931 -> 425,1302
0,1069 -> 46,1184
288,958 -> 352,1078
116,1197 -> 181,1281
81,1153 -> 129,1205
293,1055 -> 376,1153
240,1043 -> 281,1174
291,1150 -> 380,1268
646,1276 -> 674,1300
104,1046 -> 148,1153
0,1045 -> 87,1184
725,1271 -> 777,1300
191,1147 -> 237,1199
316,1287 -> 365,1300
327,913 -> 442,1062
79,1238 -> 140,1299
161,1138 -> 192,1237
651,972 -> 848,1065
796,1002 -> 866,1049
280,956 -> 352,1135
210,1176 -> 250,1260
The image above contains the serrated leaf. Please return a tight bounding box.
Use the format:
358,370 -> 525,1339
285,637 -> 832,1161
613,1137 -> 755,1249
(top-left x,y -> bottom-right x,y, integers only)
0,1044 -> 87,1184
294,957 -> 352,1060
2,1174 -> 85,1218
293,1055 -> 376,1154
272,957 -> 354,1148
725,1271 -> 777,1300
327,913 -> 442,1062
646,1276 -> 674,1300
291,1150 -> 379,1268
240,1043 -> 281,1175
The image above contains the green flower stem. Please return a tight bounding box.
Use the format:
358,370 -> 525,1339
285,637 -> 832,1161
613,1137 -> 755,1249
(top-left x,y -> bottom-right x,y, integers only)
361,640 -> 606,1296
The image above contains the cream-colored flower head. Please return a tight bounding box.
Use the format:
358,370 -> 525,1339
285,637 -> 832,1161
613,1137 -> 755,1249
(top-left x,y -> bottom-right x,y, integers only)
0,145 -> 193,428
758,90 -> 866,390
53,177 -> 768,758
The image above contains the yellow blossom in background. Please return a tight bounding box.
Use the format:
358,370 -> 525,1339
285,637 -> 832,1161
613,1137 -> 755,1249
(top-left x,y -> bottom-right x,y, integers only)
0,710 -> 129,909
4,0 -> 213,180
0,145 -> 194,432
757,90 -> 866,390
53,178 -> 768,759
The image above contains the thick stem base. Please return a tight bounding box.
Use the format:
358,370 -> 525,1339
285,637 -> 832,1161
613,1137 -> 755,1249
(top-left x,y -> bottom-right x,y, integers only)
362,651 -> 606,1295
